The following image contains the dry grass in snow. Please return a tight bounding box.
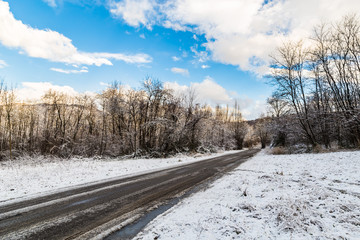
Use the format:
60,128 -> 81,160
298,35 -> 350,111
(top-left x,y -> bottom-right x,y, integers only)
135,150 -> 360,240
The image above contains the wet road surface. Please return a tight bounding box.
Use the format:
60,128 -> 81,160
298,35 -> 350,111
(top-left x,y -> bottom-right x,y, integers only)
0,149 -> 259,240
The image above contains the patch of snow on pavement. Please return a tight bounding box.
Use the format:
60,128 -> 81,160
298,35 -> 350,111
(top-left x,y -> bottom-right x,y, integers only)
135,150 -> 360,240
0,150 -> 240,204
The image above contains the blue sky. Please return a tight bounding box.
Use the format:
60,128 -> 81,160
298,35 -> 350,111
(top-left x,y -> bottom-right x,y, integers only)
0,0 -> 358,119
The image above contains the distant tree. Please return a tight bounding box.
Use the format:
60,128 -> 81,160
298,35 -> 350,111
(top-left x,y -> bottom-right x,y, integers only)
267,93 -> 290,118
2,86 -> 15,159
254,116 -> 271,149
230,100 -> 248,150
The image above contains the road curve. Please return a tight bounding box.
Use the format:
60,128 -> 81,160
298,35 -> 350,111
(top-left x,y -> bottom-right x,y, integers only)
0,149 -> 259,240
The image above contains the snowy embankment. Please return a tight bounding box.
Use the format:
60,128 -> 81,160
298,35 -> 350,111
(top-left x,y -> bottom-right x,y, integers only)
135,150 -> 360,240
0,150 -> 240,204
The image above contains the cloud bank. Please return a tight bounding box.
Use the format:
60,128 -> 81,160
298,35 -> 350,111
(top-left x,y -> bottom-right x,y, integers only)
0,1 -> 151,68
164,77 -> 265,119
16,82 -> 79,101
109,0 -> 360,75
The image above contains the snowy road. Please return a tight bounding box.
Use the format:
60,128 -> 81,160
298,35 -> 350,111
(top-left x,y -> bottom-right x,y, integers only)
0,149 -> 259,240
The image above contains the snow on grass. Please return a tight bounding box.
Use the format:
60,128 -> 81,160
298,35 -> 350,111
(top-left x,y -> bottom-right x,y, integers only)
0,150 -> 241,204
135,150 -> 360,240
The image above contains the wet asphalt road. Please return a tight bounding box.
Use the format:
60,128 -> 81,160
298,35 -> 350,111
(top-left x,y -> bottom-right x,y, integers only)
0,149 -> 259,240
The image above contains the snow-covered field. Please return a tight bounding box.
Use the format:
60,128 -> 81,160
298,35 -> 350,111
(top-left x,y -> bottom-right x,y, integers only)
135,150 -> 360,240
0,150 -> 240,204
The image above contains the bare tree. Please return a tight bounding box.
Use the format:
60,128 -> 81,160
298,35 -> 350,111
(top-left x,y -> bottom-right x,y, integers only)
230,100 -> 248,150
2,86 -> 15,159
270,41 -> 318,146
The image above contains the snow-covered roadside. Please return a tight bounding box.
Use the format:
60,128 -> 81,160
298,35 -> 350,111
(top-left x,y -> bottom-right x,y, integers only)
135,150 -> 360,240
0,150 -> 241,204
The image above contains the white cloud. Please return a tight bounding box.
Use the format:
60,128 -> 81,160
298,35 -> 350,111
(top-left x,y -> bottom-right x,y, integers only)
162,20 -> 189,31
0,59 -> 7,68
109,0 -> 360,75
171,67 -> 189,76
190,45 -> 209,63
164,81 -> 188,96
50,66 -> 88,74
0,1 -> 152,67
90,52 -> 152,64
191,77 -> 231,104
164,77 -> 266,119
16,82 -> 79,101
201,64 -> 209,69
100,81 -> 110,87
164,77 -> 231,106
169,0 -> 360,74
139,33 -> 146,39
172,56 -> 181,61
238,98 -> 267,120
43,0 -> 57,7
109,0 -> 156,28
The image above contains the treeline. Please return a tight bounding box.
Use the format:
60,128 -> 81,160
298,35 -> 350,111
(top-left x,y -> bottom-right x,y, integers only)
0,80 -> 251,159
267,15 -> 360,151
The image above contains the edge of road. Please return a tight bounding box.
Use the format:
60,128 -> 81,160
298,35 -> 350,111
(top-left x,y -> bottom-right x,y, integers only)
0,150 -> 246,207
97,149 -> 261,240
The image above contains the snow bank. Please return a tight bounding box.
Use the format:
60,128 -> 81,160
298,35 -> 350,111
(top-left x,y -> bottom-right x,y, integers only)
0,150 -> 240,204
135,150 -> 360,240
